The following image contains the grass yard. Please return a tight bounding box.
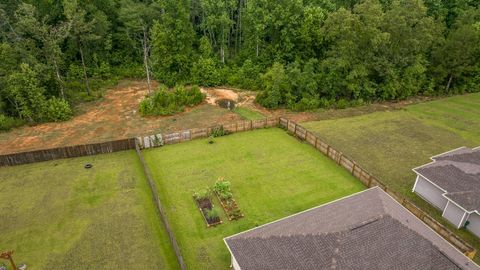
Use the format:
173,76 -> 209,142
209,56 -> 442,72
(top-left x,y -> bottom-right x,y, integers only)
233,107 -> 265,120
0,151 -> 179,270
143,128 -> 365,269
302,92 -> 480,262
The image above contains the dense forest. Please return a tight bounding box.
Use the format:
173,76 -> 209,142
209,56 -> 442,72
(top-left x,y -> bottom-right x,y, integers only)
1,0 -> 479,130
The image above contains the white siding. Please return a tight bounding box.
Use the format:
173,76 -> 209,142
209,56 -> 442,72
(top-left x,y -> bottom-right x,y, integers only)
466,212 -> 480,238
413,175 -> 448,210
443,201 -> 467,228
232,255 -> 241,270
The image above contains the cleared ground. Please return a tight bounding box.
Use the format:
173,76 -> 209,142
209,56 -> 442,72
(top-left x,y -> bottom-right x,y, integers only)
0,80 -> 242,154
143,128 -> 365,269
303,92 -> 480,262
0,151 -> 179,269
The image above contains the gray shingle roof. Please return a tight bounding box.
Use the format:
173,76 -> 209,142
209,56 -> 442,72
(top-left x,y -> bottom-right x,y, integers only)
224,188 -> 479,270
415,147 -> 480,212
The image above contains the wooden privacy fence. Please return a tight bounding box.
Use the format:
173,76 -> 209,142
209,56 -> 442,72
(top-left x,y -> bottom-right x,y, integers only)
134,140 -> 187,270
0,118 -> 280,166
279,117 -> 477,259
0,138 -> 136,167
137,117 -> 279,149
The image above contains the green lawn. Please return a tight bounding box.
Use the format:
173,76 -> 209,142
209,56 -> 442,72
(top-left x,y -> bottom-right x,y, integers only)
143,128 -> 365,269
302,92 -> 480,262
233,107 -> 265,120
0,151 -> 179,270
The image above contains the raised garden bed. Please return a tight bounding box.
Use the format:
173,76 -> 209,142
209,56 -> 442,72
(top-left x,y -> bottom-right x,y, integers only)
214,180 -> 244,221
193,189 -> 222,227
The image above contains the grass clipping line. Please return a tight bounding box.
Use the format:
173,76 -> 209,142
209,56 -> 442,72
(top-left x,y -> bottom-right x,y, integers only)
135,140 -> 187,270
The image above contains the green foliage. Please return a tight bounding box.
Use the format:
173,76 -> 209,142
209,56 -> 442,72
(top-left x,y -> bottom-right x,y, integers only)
193,188 -> 212,201
0,114 -> 24,132
43,97 -> 73,122
214,180 -> 233,200
191,57 -> 223,87
210,126 -> 229,137
227,60 -> 262,90
3,63 -> 47,122
150,0 -> 194,87
256,62 -> 288,109
139,85 -> 205,116
205,207 -> 220,220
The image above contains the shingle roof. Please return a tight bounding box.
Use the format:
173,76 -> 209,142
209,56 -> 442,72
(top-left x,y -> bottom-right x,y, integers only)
414,147 -> 480,212
224,188 -> 479,270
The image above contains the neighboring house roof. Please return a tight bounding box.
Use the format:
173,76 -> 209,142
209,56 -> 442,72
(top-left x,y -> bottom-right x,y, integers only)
414,147 -> 480,212
224,187 -> 479,270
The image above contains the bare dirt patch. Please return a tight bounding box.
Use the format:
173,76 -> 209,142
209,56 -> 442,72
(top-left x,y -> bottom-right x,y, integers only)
0,80 -> 241,154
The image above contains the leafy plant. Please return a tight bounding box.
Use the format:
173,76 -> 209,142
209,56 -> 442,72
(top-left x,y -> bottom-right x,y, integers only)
43,97 -> 73,122
210,126 -> 229,137
205,207 -> 219,221
193,188 -> 212,201
0,114 -> 25,132
139,85 -> 205,116
214,180 -> 232,200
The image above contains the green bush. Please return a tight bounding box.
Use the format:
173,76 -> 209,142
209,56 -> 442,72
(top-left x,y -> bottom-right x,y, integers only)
139,85 -> 205,116
210,126 -> 229,137
43,97 -> 73,122
0,114 -> 24,131
214,180 -> 233,200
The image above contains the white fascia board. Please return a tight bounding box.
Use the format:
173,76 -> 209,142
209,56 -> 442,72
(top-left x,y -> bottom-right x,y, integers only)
430,146 -> 467,161
412,171 -> 448,193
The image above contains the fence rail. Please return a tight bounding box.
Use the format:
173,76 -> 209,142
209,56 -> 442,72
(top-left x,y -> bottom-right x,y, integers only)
279,117 -> 477,259
0,138 -> 136,167
134,140 -> 187,270
137,117 -> 279,149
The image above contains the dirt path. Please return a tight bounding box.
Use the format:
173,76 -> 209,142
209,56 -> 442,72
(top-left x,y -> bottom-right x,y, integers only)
0,80 -> 241,154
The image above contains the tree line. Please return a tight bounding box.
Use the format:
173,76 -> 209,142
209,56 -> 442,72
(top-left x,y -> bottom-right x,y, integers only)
1,0 -> 479,129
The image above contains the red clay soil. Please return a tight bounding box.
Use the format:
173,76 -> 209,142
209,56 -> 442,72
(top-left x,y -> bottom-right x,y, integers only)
0,80 -> 242,154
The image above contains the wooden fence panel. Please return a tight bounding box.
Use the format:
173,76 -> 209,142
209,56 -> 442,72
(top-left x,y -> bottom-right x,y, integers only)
0,138 -> 135,167
279,118 -> 288,129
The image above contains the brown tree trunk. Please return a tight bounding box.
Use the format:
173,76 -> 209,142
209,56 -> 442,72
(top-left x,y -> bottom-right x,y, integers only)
143,27 -> 152,94
445,74 -> 453,93
53,58 -> 65,99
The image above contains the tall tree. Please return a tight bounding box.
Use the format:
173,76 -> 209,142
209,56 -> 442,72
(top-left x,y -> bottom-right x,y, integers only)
63,0 -> 99,96
119,0 -> 161,93
14,3 -> 70,99
150,0 -> 194,86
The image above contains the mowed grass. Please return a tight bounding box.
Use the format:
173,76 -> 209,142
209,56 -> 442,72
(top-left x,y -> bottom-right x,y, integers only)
0,151 -> 179,270
302,92 -> 480,262
143,128 -> 365,269
233,107 -> 265,120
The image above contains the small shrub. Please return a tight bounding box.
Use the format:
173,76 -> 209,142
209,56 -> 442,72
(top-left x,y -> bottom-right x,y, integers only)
335,99 -> 349,109
210,126 -> 229,137
43,97 -> 73,122
139,85 -> 205,116
318,98 -> 333,108
0,114 -> 24,131
193,188 -> 212,201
